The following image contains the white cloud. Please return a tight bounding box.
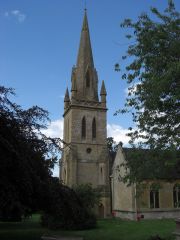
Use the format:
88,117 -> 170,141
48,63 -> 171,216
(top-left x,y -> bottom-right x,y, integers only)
42,119 -> 63,139
107,123 -> 130,146
4,10 -> 26,23
11,10 -> 26,22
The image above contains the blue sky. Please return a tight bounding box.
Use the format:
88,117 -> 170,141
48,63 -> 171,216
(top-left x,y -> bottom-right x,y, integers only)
1,0 -> 180,175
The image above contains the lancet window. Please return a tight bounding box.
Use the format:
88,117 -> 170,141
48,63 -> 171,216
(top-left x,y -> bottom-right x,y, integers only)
86,70 -> 90,87
92,118 -> 96,139
82,116 -> 86,139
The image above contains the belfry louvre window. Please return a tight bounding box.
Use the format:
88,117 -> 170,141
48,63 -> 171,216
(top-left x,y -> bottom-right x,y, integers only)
82,117 -> 86,139
150,185 -> 159,208
92,118 -> 96,139
173,184 -> 180,208
86,70 -> 90,87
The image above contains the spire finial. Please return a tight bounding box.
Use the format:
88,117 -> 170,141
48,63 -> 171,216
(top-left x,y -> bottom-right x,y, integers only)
84,0 -> 87,11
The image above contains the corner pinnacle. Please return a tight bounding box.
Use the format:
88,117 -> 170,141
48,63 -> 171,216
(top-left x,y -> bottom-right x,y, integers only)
64,88 -> 70,102
100,80 -> 107,95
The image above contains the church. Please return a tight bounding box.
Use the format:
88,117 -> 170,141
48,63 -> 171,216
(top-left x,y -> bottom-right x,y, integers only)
60,10 -> 180,219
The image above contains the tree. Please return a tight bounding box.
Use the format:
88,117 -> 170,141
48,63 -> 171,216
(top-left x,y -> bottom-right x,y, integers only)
41,179 -> 97,230
73,183 -> 101,212
0,86 -> 97,229
0,86 -> 58,221
115,1 -> 180,182
116,0 -> 180,149
107,137 -> 122,154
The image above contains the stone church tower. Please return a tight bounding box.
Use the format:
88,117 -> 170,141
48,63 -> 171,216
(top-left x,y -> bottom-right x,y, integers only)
60,10 -> 110,217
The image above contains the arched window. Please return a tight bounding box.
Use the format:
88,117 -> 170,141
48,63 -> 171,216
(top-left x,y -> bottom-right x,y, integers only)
92,118 -> 96,139
173,184 -> 180,208
99,164 -> 105,185
86,70 -> 90,87
150,184 -> 159,208
82,116 -> 86,139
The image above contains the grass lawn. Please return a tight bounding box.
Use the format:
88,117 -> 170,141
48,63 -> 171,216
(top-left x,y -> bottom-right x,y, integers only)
0,214 -> 176,240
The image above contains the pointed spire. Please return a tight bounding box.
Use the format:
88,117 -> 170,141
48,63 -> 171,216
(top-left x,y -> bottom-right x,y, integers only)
64,88 -> 70,102
76,10 -> 94,68
100,80 -> 107,96
73,10 -> 99,101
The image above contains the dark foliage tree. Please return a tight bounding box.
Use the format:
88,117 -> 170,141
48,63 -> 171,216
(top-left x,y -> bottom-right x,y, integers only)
115,1 -> 180,183
0,86 -> 58,221
107,137 -> 116,154
73,183 -> 101,211
0,86 -> 97,229
41,178 -> 96,230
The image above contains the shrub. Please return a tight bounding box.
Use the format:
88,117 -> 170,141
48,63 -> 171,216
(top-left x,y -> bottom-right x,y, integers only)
41,178 -> 96,230
73,183 -> 101,211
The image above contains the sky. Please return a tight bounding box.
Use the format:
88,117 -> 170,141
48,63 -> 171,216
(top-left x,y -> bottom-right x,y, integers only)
1,0 -> 180,176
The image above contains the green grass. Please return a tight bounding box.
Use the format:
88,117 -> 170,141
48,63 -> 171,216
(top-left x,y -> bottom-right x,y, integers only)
0,215 -> 44,240
0,215 -> 176,240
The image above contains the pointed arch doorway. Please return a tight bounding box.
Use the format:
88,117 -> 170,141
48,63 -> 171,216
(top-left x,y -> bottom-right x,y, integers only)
98,203 -> 104,218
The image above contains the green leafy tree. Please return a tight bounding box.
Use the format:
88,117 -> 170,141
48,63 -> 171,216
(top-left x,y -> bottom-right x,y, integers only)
115,1 -> 180,183
116,0 -> 180,149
